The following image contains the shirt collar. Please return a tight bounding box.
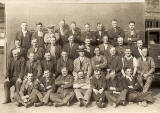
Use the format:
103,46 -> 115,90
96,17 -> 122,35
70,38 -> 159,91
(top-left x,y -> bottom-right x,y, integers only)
124,55 -> 133,60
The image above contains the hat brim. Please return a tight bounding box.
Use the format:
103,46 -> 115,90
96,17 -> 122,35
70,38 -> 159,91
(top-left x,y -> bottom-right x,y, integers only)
47,26 -> 54,29
76,50 -> 85,52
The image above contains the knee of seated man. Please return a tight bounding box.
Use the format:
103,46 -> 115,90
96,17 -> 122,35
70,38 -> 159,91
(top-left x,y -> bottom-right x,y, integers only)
147,76 -> 153,81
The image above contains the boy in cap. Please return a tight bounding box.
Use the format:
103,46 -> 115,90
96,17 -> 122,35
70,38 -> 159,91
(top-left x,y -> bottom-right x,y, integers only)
73,71 -> 92,107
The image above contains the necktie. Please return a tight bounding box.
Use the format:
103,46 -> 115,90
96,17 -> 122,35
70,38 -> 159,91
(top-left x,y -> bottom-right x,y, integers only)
30,63 -> 33,73
80,59 -> 83,70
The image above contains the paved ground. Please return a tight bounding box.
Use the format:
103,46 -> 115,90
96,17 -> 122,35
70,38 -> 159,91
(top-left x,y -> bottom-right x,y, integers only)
0,54 -> 160,113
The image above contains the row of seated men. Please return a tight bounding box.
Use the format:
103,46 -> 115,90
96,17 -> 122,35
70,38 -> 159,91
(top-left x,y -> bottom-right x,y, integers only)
3,19 -> 155,108
4,42 -> 155,108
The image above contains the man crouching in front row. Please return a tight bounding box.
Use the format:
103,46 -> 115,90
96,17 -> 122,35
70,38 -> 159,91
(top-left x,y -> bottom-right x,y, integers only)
73,71 -> 92,107
14,73 -> 39,108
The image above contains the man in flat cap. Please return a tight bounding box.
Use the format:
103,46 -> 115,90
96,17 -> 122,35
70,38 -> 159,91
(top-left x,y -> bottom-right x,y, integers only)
73,45 -> 92,79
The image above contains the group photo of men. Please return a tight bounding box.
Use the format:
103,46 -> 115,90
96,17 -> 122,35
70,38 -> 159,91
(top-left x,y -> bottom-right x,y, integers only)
3,18 -> 155,109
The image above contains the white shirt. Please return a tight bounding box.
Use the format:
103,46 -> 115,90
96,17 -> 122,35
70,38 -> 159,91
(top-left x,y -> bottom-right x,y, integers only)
123,56 -> 138,67
138,48 -> 142,56
125,75 -> 133,81
104,44 -> 108,50
38,31 -> 43,37
79,57 -> 84,62
99,31 -> 102,36
22,30 -> 27,37
142,57 -> 147,61
50,45 -> 56,56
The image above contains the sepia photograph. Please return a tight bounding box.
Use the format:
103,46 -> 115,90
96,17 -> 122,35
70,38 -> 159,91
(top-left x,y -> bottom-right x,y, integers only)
0,0 -> 160,113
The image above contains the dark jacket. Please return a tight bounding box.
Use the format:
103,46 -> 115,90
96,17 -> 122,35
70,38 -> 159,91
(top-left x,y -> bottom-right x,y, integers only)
10,47 -> 27,60
41,59 -> 56,75
107,27 -> 125,46
63,43 -> 79,60
25,60 -> 42,79
94,30 -> 108,45
15,30 -> 32,50
27,47 -> 45,61
91,75 -> 106,90
69,27 -> 82,44
56,57 -> 74,74
46,44 -> 62,60
32,31 -> 45,48
6,57 -> 25,79
81,31 -> 96,45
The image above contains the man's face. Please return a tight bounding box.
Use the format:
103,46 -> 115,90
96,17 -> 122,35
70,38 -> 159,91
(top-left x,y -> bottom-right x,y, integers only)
32,39 -> 38,47
125,69 -> 132,77
85,39 -> 91,46
94,70 -> 101,79
61,51 -> 68,59
21,23 -> 28,31
47,28 -> 54,33
79,51 -> 85,57
125,49 -> 131,57
27,73 -> 33,82
29,53 -> 35,62
84,24 -> 90,32
129,23 -> 135,30
94,48 -> 100,56
15,40 -> 21,48
110,48 -> 116,55
137,40 -> 143,48
142,49 -> 148,57
59,20 -> 65,27
97,24 -> 103,31
44,70 -> 50,78
45,53 -> 51,61
50,37 -> 56,44
61,68 -> 68,76
103,36 -> 108,44
117,38 -> 123,46
78,71 -> 84,79
70,23 -> 76,30
37,25 -> 43,31
112,21 -> 117,28
68,36 -> 74,42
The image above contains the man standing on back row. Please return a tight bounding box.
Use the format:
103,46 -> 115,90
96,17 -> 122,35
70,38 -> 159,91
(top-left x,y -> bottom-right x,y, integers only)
15,22 -> 32,51
108,19 -> 125,46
